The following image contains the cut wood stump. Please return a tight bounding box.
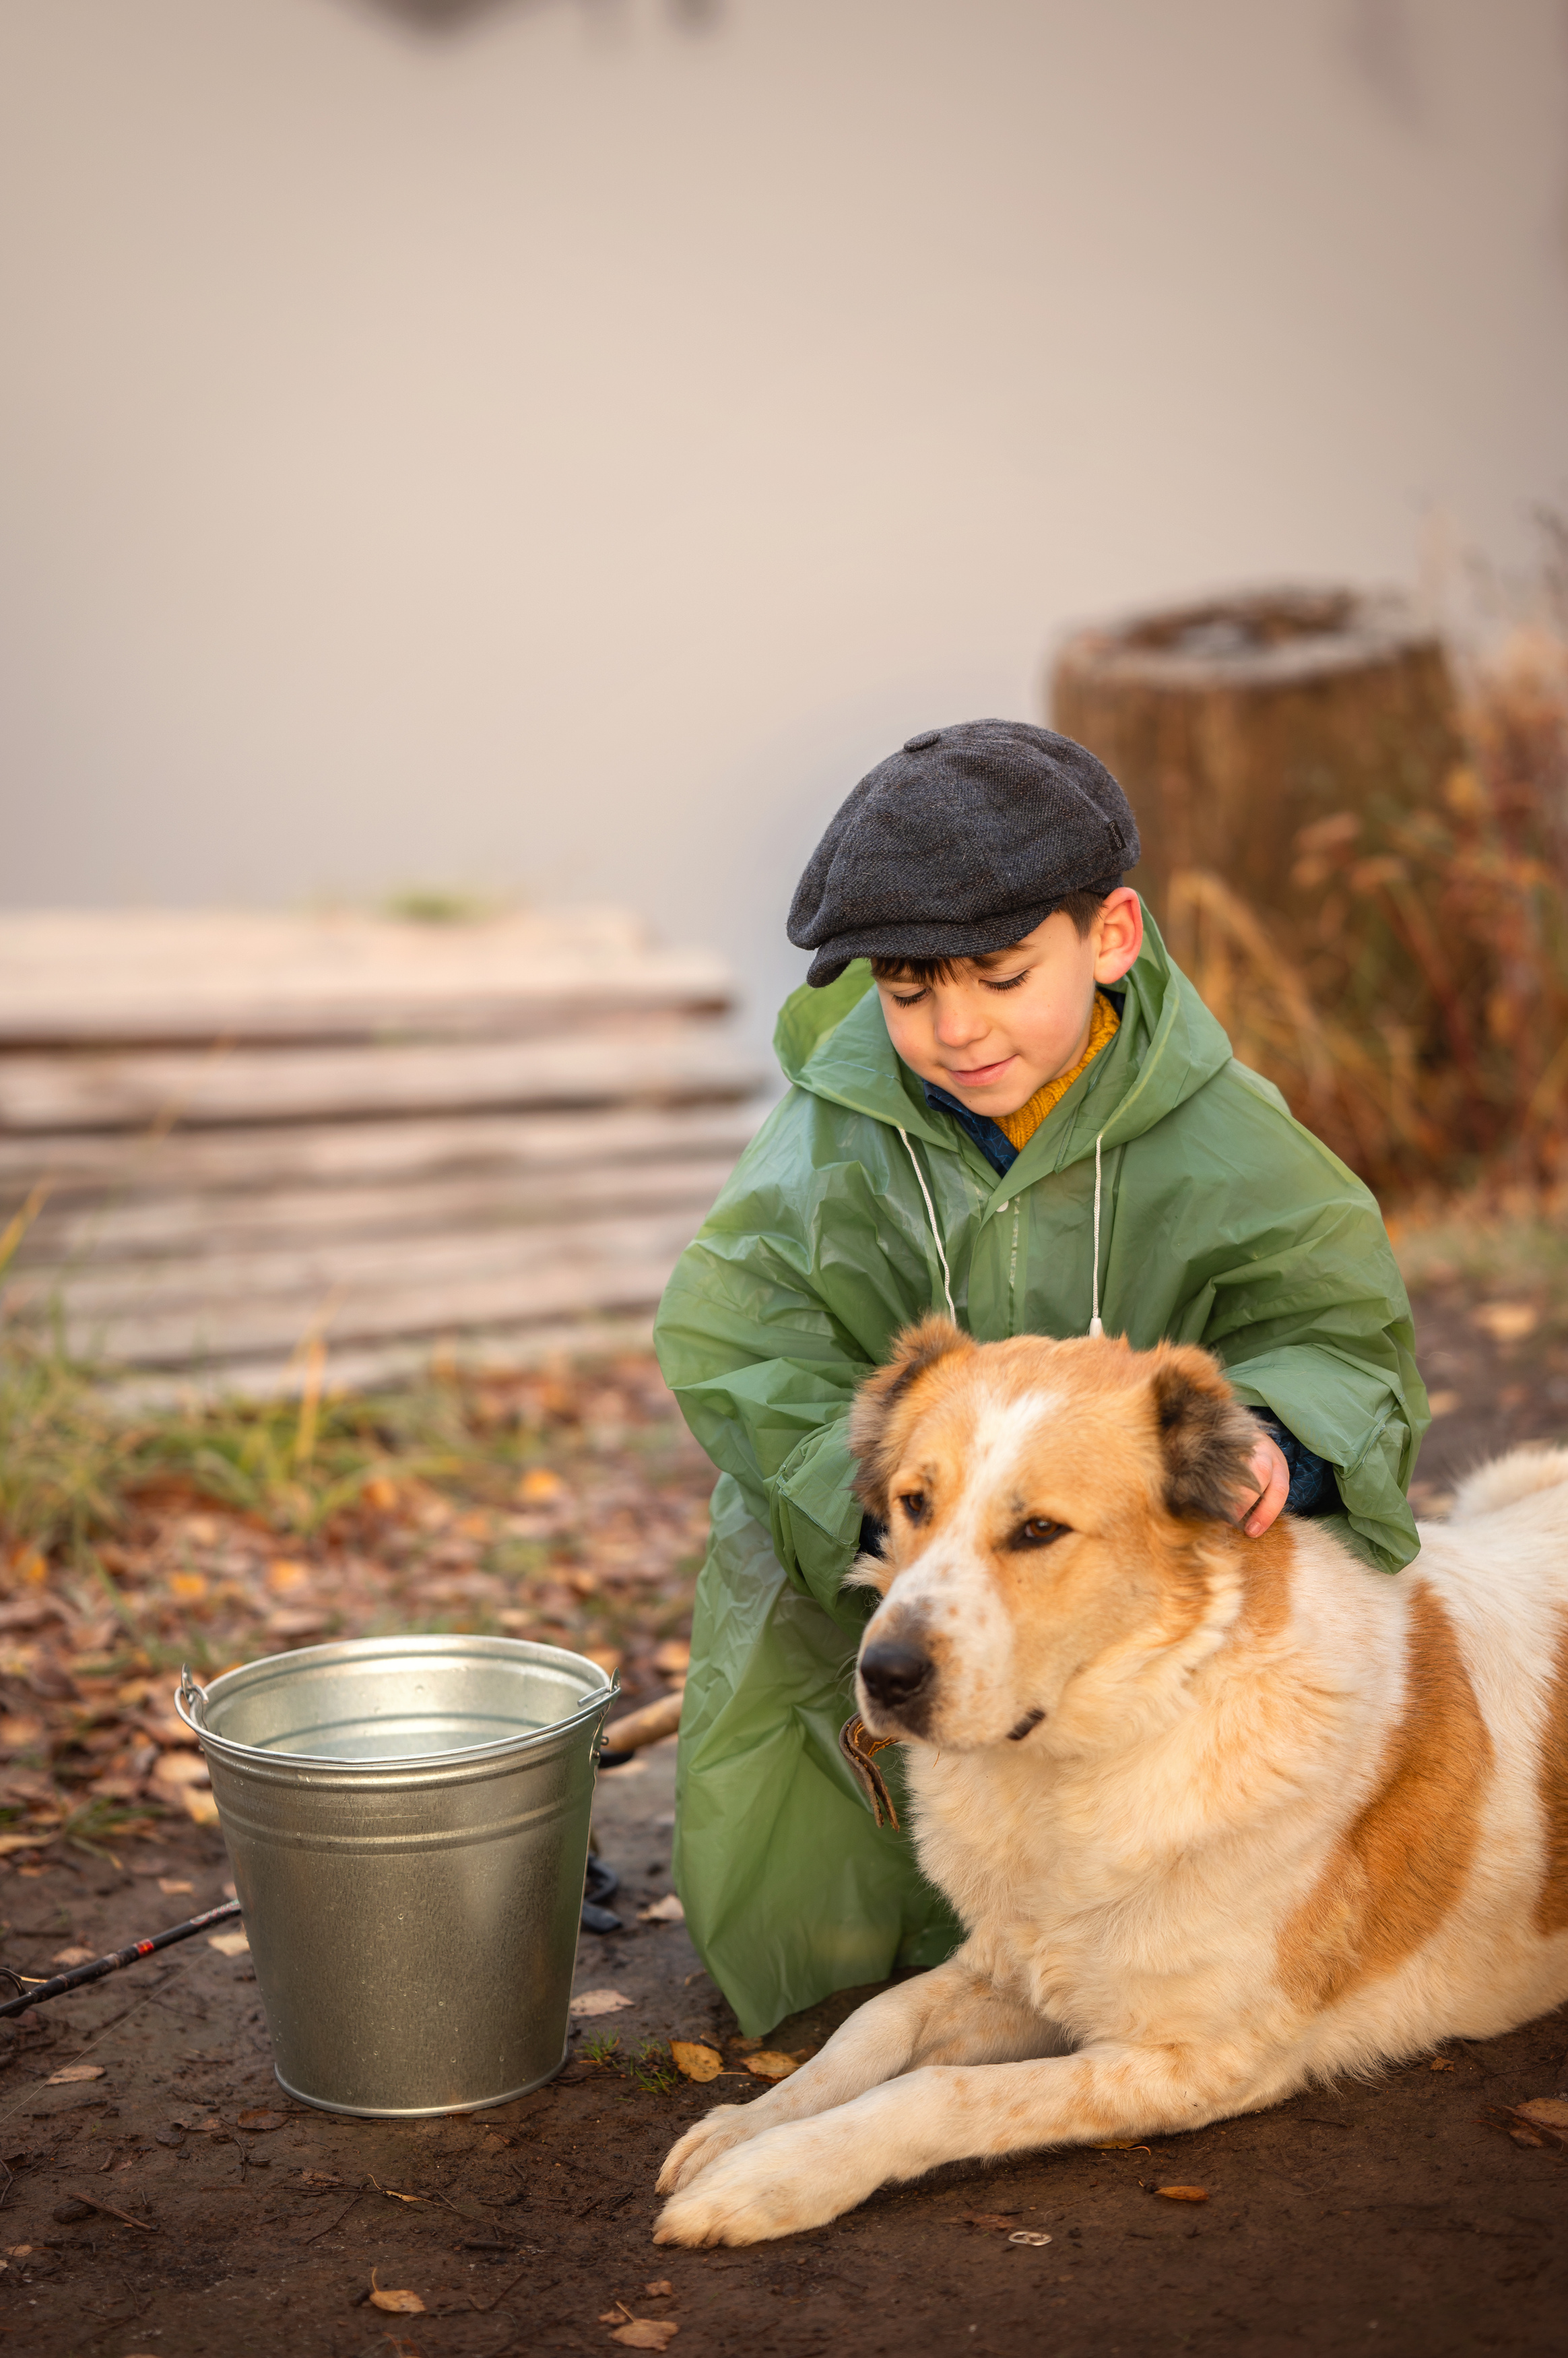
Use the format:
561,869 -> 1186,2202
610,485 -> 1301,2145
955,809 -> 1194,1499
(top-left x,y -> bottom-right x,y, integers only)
0,908 -> 765,1391
1049,586 -> 1462,926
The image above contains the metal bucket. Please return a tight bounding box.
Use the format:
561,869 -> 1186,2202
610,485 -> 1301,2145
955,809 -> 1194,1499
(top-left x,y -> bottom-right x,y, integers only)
176,1634 -> 615,2118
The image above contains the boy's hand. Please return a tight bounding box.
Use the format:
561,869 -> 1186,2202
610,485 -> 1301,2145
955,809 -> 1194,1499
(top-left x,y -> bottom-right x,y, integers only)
1237,1433 -> 1290,1537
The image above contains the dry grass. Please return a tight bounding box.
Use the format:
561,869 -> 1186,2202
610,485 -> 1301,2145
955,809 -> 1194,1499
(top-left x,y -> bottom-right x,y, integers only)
1165,629 -> 1568,1199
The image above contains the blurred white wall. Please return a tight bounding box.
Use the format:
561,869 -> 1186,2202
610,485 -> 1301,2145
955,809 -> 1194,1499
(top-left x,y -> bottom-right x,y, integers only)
2,0 -> 1565,1041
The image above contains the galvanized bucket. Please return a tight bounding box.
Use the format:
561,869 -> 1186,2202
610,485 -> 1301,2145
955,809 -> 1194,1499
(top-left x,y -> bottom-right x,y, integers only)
176,1634 -> 615,2118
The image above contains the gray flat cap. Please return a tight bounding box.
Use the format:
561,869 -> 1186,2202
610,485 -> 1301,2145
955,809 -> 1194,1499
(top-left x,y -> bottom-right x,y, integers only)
788,719 -> 1140,986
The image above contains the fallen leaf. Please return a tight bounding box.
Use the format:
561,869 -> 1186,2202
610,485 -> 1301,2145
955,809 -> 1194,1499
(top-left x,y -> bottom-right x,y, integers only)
669,2042 -> 723,2082
0,1832 -> 52,1857
1472,1301 -> 1538,1343
0,1713 -> 46,1750
151,1750 -> 209,1788
1516,2097 -> 1568,2130
1429,2058 -> 1455,2071
1156,2186 -> 1208,2202
1426,1390 -> 1460,1417
207,1930 -> 249,1957
267,1608 -> 331,1638
158,1878 -> 195,1897
652,1639 -> 691,1677
570,1988 -> 635,2018
182,1791 -> 221,1826
517,1467 -> 564,1504
361,1476 -> 399,1512
236,2107 -> 288,2132
612,2325 -> 678,2352
266,1558 -> 311,1594
168,1572 -> 208,1602
601,2308 -> 632,2324
300,2169 -> 342,2186
638,1894 -> 685,1924
368,2272 -> 426,2315
644,2281 -> 674,2297
50,1947 -> 96,1967
46,2066 -> 106,2086
745,2052 -> 800,2081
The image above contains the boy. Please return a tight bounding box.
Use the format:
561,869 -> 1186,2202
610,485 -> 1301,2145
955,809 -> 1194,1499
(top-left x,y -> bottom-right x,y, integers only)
653,719 -> 1427,2037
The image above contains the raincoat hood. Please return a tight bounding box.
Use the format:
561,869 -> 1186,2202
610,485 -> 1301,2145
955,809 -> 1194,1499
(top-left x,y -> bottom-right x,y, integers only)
773,912 -> 1231,1176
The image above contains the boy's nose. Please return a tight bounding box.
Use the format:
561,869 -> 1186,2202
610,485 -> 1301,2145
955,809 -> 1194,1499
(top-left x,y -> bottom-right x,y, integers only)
934,1003 -> 992,1049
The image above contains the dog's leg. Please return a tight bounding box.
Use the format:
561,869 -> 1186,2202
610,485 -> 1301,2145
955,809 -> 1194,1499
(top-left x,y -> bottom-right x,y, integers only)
653,2034 -> 1266,2246
657,1956 -> 1059,2196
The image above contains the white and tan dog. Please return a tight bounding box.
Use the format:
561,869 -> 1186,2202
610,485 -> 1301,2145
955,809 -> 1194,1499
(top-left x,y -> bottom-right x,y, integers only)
654,1318 -> 1568,2246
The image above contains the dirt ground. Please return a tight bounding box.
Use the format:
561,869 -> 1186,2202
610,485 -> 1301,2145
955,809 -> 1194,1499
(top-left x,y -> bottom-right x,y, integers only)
3,1290 -> 1567,2358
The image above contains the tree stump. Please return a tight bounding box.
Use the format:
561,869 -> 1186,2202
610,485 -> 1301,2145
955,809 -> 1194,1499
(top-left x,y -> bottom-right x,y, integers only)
1048,587 -> 1462,926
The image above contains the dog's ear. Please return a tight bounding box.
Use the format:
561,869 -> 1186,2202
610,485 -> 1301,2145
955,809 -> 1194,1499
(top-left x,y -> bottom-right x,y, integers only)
1148,1345 -> 1259,1522
850,1316 -> 972,1517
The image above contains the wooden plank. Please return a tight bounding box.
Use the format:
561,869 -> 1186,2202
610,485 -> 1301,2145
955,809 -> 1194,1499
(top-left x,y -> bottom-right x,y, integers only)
112,1315 -> 661,1405
0,1100 -> 769,1193
5,1212 -> 702,1366
0,1028 -> 762,1133
10,1154 -> 740,1264
0,908 -> 733,1043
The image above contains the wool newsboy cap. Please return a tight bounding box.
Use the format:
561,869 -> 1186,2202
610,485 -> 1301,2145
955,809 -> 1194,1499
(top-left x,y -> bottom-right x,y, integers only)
787,719 -> 1140,986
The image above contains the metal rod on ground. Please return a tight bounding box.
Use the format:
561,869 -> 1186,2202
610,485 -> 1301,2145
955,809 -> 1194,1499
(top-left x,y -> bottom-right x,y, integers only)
0,1899 -> 242,2019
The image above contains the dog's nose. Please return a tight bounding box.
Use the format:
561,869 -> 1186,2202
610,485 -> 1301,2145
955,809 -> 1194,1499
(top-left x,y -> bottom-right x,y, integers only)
859,1640 -> 934,1712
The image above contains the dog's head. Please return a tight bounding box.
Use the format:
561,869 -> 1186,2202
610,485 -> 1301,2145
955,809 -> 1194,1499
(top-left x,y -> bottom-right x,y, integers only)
847,1318 -> 1260,1752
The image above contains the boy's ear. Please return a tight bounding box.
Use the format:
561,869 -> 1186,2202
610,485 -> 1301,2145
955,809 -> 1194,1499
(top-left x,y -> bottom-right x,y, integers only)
1148,1344 -> 1258,1522
850,1316 -> 973,1518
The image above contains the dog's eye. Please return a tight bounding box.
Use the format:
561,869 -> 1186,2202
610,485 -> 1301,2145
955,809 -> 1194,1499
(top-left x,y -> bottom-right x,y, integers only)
1010,1517 -> 1068,1550
898,1492 -> 927,1524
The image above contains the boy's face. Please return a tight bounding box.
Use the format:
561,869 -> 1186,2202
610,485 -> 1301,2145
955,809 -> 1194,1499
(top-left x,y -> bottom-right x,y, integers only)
873,888 -> 1143,1121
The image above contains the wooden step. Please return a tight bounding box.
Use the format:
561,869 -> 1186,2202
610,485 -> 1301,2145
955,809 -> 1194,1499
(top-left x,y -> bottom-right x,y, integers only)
6,1210 -> 705,1366
0,1029 -> 762,1133
0,907 -> 732,1044
0,1101 -> 768,1195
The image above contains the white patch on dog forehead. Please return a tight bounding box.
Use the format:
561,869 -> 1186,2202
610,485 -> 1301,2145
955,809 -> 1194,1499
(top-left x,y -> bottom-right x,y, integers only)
964,1384 -> 1061,1500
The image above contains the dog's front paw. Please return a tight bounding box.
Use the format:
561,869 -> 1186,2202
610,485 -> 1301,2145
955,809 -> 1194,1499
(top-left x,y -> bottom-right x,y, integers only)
655,2104 -> 752,2194
652,2122 -> 862,2247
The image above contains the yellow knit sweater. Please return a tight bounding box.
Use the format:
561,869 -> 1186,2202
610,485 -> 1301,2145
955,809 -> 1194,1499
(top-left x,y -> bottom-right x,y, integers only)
995,990 -> 1121,1153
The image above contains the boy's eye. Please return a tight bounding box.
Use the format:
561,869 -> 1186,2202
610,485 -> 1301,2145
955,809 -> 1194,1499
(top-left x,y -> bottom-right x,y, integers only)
1008,1517 -> 1068,1550
982,971 -> 1029,993
889,988 -> 929,1008
897,1491 -> 927,1523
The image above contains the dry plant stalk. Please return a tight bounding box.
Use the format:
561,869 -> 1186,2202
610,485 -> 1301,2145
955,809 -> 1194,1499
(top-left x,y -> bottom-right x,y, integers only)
1164,630 -> 1568,1200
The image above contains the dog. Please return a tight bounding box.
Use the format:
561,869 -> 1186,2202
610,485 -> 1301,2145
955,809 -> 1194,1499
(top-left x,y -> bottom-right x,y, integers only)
653,1317 -> 1568,2246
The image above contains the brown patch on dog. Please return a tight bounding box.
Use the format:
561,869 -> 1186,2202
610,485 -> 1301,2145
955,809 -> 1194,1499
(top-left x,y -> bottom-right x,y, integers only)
1532,1613 -> 1568,1936
1277,1582 -> 1493,2011
1234,1521 -> 1295,1645
850,1316 -> 975,1519
1149,1347 -> 1260,1523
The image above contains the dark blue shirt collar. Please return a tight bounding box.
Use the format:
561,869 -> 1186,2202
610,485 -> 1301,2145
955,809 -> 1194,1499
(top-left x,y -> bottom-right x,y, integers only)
921,1081 -> 1016,1176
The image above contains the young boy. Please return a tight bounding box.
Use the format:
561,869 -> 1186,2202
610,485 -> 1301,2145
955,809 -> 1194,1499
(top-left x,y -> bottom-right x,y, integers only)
653,719 -> 1428,2037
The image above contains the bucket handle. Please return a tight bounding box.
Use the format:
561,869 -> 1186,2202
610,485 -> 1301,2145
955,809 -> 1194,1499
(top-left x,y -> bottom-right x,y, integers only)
176,1664 -> 209,1735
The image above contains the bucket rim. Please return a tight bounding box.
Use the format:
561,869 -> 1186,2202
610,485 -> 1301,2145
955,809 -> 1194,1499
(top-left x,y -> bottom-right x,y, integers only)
175,1632 -> 616,1774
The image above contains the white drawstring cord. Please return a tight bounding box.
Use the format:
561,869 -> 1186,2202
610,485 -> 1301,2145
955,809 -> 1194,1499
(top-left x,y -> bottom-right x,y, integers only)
895,1127 -> 956,1321
1088,1130 -> 1105,1338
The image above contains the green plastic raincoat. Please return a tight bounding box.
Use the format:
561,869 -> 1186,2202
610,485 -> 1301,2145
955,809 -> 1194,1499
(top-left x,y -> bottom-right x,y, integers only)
653,912 -> 1429,2035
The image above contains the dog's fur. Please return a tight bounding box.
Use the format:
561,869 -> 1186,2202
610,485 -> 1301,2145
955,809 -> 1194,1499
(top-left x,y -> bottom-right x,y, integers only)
653,1320 -> 1568,2246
